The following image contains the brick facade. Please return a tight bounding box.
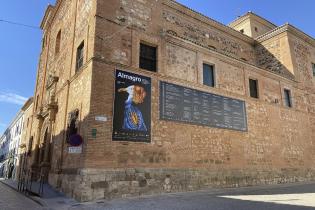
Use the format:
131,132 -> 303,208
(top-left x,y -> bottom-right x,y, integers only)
22,0 -> 315,201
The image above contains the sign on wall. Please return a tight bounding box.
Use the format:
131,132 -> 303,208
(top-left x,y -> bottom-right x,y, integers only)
160,81 -> 247,132
112,70 -> 151,142
68,146 -> 82,154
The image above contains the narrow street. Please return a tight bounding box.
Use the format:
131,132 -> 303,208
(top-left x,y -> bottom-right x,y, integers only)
0,181 -> 42,210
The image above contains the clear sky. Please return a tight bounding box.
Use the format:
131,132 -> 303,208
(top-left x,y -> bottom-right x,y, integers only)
0,0 -> 314,134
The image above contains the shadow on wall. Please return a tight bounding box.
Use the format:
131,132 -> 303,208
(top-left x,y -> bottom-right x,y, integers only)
255,43 -> 295,80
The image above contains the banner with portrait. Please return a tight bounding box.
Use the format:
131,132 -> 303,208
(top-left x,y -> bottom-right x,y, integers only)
112,70 -> 151,142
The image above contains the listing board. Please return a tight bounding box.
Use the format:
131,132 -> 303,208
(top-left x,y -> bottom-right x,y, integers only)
160,81 -> 247,132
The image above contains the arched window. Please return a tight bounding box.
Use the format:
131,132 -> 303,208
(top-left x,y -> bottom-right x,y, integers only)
55,30 -> 61,55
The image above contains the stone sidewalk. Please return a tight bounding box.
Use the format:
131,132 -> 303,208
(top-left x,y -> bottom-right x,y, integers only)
1,178 -> 315,210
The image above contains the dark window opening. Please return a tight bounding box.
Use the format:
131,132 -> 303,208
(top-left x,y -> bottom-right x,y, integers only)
76,41 -> 84,71
249,79 -> 259,98
66,109 -> 79,143
240,29 -> 244,33
254,27 -> 258,32
284,89 -> 292,108
139,43 -> 157,72
55,30 -> 61,55
312,63 -> 315,77
203,63 -> 215,87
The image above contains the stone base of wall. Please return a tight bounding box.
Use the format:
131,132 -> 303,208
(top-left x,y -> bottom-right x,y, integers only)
49,168 -> 315,202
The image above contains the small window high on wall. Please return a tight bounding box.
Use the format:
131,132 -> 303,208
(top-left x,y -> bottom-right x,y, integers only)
284,89 -> 292,108
139,43 -> 157,72
312,63 -> 315,77
76,41 -> 84,71
249,79 -> 259,99
203,63 -> 215,87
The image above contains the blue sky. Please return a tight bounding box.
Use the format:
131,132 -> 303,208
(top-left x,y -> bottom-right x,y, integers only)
0,0 -> 314,134
0,0 -> 56,134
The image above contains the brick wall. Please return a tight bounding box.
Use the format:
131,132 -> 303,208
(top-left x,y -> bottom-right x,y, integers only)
24,0 -> 315,202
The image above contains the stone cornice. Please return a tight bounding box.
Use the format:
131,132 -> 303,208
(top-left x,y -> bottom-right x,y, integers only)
40,5 -> 54,30
229,12 -> 277,29
165,30 -> 296,81
40,0 -> 64,31
256,24 -> 315,47
256,24 -> 288,42
166,0 -> 255,44
21,97 -> 34,111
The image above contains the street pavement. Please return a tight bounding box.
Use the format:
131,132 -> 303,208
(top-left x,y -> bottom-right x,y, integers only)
0,181 -> 43,210
73,182 -> 315,210
1,180 -> 315,210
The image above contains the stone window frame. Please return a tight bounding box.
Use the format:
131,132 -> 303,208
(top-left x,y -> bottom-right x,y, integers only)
248,77 -> 259,99
202,62 -> 216,88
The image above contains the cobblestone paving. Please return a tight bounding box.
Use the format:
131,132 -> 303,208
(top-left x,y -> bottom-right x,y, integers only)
0,182 -> 43,210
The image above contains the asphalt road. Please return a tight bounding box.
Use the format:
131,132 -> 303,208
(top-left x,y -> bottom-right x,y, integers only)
73,182 -> 315,210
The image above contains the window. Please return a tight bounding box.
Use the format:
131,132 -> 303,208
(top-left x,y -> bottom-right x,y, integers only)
254,27 -> 258,32
203,63 -> 215,87
240,29 -> 244,34
312,63 -> 315,77
139,43 -> 157,72
55,30 -> 61,55
249,79 -> 259,98
284,89 -> 292,108
76,41 -> 84,71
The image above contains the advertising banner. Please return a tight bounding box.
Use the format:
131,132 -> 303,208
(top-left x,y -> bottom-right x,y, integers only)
113,70 -> 151,142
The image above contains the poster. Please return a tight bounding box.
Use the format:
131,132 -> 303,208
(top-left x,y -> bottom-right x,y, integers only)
112,70 -> 151,142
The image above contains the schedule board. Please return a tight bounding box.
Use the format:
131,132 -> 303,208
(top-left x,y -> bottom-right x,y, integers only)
160,81 -> 247,132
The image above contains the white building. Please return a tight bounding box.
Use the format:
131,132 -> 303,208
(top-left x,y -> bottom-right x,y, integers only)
0,133 -> 9,177
0,110 -> 24,179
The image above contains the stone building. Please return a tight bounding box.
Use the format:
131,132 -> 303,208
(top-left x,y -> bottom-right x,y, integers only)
23,0 -> 315,201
